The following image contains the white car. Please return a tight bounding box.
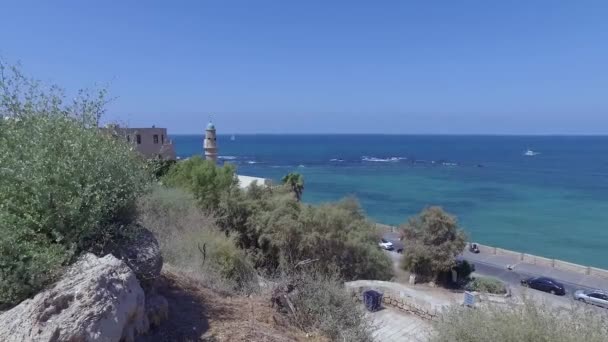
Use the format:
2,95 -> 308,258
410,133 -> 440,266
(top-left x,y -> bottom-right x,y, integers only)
574,290 -> 608,308
379,239 -> 394,250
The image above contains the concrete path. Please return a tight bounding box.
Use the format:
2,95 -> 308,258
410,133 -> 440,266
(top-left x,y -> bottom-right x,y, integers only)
369,307 -> 430,342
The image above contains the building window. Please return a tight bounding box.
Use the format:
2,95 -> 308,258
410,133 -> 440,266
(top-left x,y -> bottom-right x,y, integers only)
161,134 -> 165,144
136,134 -> 142,144
127,135 -> 130,142
153,134 -> 159,144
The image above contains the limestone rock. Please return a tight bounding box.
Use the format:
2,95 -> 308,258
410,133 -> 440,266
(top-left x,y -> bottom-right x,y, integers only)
0,253 -> 149,342
113,225 -> 163,288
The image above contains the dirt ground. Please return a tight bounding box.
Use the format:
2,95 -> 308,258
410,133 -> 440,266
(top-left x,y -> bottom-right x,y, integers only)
137,269 -> 327,342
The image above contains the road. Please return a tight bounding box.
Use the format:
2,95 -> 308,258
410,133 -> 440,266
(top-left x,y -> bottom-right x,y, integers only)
382,232 -> 608,307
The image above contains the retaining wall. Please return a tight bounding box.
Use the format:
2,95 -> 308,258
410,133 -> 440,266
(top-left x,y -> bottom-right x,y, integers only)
473,243 -> 608,279
348,285 -> 440,321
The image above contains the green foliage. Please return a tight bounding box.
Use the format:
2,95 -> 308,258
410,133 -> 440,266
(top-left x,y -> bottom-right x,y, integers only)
287,269 -> 374,342
431,298 -> 608,342
137,186 -> 257,293
163,156 -> 237,210
465,277 -> 506,294
161,160 -> 391,282
0,61 -> 148,306
146,156 -> 176,180
401,207 -> 467,280
223,189 -> 393,281
281,172 -> 304,201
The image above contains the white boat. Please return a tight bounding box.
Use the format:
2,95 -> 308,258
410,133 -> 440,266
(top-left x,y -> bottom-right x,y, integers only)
524,148 -> 539,156
230,134 -> 236,141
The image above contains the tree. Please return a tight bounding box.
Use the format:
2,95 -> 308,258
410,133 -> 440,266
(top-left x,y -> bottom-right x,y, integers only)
281,172 -> 304,201
400,207 -> 467,280
163,156 -> 237,211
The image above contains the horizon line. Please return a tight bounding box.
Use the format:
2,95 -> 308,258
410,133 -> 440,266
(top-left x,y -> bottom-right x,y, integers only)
167,132 -> 608,137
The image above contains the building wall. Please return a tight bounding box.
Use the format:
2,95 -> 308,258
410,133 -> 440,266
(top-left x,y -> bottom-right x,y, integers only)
102,126 -> 176,160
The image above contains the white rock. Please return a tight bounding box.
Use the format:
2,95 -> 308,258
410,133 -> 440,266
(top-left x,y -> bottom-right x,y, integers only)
0,253 -> 149,342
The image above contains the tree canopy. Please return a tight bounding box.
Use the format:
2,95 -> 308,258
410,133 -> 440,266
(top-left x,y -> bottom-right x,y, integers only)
400,206 -> 467,280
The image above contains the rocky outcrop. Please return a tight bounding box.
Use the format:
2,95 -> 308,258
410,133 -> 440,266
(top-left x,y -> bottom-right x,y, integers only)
0,253 -> 149,342
112,225 -> 163,288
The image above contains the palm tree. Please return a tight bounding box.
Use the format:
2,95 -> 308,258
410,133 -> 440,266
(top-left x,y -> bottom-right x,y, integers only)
281,172 -> 304,201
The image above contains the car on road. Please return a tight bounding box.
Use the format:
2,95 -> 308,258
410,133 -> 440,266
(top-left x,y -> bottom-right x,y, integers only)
520,276 -> 566,295
573,289 -> 608,308
379,238 -> 394,251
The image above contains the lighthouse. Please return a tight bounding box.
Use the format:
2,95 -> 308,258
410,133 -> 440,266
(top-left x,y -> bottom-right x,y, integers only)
204,121 -> 218,162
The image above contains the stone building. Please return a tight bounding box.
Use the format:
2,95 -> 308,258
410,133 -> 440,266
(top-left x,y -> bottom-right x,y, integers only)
103,124 -> 176,160
203,121 -> 218,162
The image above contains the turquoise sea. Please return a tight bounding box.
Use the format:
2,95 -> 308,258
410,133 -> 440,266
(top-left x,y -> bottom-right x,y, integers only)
173,135 -> 608,268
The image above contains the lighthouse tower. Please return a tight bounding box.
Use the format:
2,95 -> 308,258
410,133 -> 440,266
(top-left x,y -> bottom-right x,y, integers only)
204,121 -> 218,162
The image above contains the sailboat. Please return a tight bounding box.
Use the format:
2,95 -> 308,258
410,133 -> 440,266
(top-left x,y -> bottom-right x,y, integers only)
230,134 -> 236,141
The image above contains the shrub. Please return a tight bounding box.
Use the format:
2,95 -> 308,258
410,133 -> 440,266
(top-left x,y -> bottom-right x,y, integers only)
137,186 -> 258,293
246,195 -> 393,280
431,298 -> 608,342
0,62 -> 148,306
162,156 -> 237,211
286,268 -> 374,342
401,207 -> 467,280
146,157 -> 176,180
465,277 -> 506,294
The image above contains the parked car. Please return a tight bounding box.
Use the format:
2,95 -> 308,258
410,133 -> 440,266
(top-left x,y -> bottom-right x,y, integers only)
469,243 -> 480,254
520,277 -> 566,295
573,289 -> 608,308
379,238 -> 394,251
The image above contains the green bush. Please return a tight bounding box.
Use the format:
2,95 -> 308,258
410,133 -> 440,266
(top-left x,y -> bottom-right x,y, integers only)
244,193 -> 393,281
137,186 -> 257,293
401,207 -> 467,280
163,156 -> 237,210
0,63 -> 148,306
465,277 -> 506,294
147,157 -> 176,180
287,269 -> 373,342
164,160 -> 393,282
432,298 -> 608,342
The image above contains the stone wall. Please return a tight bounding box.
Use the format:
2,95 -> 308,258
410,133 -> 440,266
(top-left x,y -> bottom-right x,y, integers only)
348,286 -> 440,321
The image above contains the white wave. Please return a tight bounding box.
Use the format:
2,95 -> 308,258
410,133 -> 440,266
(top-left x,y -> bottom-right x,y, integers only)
246,160 -> 260,164
442,162 -> 458,166
330,158 -> 345,162
361,156 -> 407,162
298,164 -> 305,168
219,155 -> 238,160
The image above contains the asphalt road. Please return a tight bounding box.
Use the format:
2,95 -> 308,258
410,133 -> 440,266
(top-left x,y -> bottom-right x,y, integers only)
381,232 -> 606,307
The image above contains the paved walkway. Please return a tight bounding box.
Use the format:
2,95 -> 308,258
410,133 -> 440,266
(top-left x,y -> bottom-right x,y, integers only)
369,307 -> 430,342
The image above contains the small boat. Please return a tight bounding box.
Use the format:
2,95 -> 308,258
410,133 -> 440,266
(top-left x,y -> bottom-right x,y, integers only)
524,148 -> 539,156
230,134 -> 236,141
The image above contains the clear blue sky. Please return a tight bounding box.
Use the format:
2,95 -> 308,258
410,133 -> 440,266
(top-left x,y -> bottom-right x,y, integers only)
1,1 -> 607,134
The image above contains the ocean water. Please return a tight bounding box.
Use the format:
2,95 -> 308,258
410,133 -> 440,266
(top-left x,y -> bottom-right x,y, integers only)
173,134 -> 608,268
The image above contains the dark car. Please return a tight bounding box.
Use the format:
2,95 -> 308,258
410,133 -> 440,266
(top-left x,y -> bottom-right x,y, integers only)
521,277 -> 566,295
